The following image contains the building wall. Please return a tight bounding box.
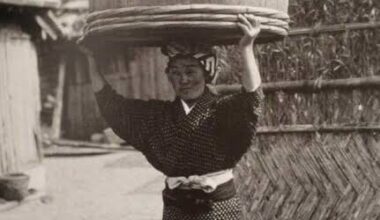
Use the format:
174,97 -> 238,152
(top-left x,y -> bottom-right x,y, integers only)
0,23 -> 42,175
63,47 -> 174,140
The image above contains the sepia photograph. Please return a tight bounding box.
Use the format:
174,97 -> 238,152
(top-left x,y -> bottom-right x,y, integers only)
0,0 -> 379,219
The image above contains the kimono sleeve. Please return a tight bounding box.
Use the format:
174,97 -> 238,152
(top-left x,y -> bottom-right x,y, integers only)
216,87 -> 264,163
95,84 -> 164,151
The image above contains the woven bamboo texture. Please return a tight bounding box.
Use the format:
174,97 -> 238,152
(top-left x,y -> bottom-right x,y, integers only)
233,85 -> 380,220
230,0 -> 380,218
89,0 -> 289,13
235,132 -> 380,220
81,4 -> 290,46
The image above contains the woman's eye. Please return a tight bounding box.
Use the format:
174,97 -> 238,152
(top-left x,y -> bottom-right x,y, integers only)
186,71 -> 196,76
170,71 -> 180,76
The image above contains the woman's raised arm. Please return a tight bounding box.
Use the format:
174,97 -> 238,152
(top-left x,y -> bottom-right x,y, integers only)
79,46 -> 108,92
237,14 -> 262,92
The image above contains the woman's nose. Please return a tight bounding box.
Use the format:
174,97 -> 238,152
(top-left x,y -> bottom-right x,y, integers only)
180,74 -> 190,84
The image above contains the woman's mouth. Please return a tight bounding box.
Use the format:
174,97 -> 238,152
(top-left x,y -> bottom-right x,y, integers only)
180,87 -> 192,91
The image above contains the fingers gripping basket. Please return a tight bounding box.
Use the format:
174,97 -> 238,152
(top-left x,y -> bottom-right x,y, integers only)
82,0 -> 290,46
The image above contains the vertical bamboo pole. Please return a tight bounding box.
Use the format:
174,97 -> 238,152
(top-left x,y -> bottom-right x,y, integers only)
51,56 -> 67,139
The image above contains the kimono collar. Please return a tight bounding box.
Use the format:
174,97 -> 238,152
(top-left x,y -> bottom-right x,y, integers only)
180,100 -> 195,115
173,86 -> 216,119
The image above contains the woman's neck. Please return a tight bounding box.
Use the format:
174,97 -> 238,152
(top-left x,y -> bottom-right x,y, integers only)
181,86 -> 208,107
182,99 -> 197,108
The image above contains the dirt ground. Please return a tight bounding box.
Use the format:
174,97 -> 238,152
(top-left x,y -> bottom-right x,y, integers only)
0,149 -> 165,220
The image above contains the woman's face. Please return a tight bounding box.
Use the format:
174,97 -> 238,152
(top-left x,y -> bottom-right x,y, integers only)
166,57 -> 206,101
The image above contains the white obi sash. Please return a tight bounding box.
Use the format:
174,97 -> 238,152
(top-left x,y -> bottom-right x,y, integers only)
166,169 -> 233,193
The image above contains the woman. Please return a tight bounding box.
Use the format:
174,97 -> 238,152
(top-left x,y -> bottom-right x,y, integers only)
84,14 -> 263,220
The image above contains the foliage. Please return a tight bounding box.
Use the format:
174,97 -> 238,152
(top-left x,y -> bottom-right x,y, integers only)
217,0 -> 380,84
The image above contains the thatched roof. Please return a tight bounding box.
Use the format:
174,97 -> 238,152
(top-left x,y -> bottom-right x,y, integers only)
0,0 -> 60,8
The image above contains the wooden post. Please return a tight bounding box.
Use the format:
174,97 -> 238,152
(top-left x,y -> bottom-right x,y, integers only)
214,76 -> 380,94
51,56 -> 67,140
256,124 -> 380,134
0,23 -> 42,175
289,21 -> 380,37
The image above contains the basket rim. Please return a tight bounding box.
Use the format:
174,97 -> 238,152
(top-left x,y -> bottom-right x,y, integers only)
87,4 -> 290,22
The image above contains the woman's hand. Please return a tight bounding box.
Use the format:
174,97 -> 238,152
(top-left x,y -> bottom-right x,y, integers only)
237,14 -> 261,49
236,14 -> 262,91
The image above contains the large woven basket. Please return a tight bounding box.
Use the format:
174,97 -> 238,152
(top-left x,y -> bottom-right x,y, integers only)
82,0 -> 289,46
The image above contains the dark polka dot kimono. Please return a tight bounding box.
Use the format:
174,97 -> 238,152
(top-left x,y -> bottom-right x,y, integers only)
95,85 -> 263,220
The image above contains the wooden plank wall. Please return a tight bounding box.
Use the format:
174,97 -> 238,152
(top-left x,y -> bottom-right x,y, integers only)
63,47 -> 174,140
0,23 -> 42,175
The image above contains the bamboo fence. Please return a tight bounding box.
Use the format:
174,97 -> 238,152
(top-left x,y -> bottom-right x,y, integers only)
231,1 -> 380,219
